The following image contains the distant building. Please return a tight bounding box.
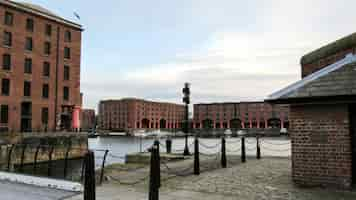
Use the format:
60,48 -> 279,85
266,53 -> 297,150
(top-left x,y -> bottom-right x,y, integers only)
81,109 -> 95,132
98,98 -> 185,132
193,102 -> 289,130
0,0 -> 83,132
267,32 -> 356,188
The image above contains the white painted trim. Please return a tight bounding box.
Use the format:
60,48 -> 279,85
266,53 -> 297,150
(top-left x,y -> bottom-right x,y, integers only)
267,53 -> 356,100
0,172 -> 83,192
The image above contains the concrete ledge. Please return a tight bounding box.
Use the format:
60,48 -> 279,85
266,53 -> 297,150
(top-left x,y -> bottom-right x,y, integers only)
0,171 -> 83,192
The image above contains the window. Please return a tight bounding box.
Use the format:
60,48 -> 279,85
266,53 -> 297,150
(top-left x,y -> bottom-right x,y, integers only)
44,42 -> 51,55
0,105 -> 8,124
42,84 -> 49,99
3,31 -> 12,46
64,30 -> 71,42
43,62 -> 50,77
24,81 -> 31,97
45,24 -> 52,36
25,37 -> 33,51
4,12 -> 13,26
41,107 -> 49,124
64,47 -> 70,59
26,18 -> 34,32
64,65 -> 70,80
63,86 -> 69,100
2,54 -> 11,70
1,79 -> 10,96
24,58 -> 32,74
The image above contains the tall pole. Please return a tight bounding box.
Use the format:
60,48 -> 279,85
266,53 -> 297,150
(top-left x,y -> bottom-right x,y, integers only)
183,83 -> 190,156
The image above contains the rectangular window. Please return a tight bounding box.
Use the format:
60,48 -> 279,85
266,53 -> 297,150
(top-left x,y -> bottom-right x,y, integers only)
3,31 -> 12,46
64,47 -> 70,59
45,24 -> 52,36
43,62 -> 50,77
0,105 -> 8,124
24,58 -> 32,74
41,107 -> 49,124
44,42 -> 51,55
26,18 -> 34,32
42,84 -> 49,99
2,54 -> 11,70
64,30 -> 71,42
63,86 -> 69,101
64,65 -> 70,80
4,12 -> 13,26
24,81 -> 31,97
1,79 -> 10,96
25,37 -> 33,51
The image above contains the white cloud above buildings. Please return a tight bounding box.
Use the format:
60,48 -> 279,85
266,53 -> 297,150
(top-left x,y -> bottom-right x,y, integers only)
80,0 -> 356,110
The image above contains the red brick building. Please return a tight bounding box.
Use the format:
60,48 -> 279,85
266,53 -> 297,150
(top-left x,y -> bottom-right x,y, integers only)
193,102 -> 289,130
80,109 -> 95,132
0,1 -> 83,132
267,32 -> 356,188
98,98 -> 185,132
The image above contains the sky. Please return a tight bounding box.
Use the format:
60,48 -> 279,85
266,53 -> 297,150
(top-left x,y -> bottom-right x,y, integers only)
21,0 -> 356,111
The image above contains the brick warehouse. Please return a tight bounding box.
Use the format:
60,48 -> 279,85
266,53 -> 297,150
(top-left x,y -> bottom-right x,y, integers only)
98,98 -> 185,132
80,108 -> 95,132
193,102 -> 289,130
267,32 -> 356,188
0,0 -> 82,132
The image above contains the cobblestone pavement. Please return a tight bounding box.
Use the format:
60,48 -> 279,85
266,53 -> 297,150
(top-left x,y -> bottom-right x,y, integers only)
67,157 -> 356,200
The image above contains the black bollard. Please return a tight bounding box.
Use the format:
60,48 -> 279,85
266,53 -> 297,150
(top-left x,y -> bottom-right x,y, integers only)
149,144 -> 160,200
165,138 -> 172,154
84,150 -> 96,200
194,137 -> 200,175
241,137 -> 246,163
7,144 -> 14,172
19,144 -> 27,173
221,137 -> 227,168
256,136 -> 261,160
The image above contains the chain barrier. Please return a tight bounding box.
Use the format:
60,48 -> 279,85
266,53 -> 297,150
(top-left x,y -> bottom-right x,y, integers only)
199,141 -> 221,149
107,153 -> 126,160
260,144 -> 291,152
160,162 -> 193,176
109,174 -> 150,185
245,145 -> 257,151
226,147 -> 241,153
225,139 -> 241,144
260,139 -> 290,145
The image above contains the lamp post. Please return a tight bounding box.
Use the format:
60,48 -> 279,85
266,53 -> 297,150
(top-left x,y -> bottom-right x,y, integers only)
183,83 -> 190,156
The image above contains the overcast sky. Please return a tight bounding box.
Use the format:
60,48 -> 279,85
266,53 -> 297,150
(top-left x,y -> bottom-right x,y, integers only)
22,0 -> 356,110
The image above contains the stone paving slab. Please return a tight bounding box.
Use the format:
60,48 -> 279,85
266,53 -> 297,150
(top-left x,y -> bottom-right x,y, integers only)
67,157 -> 356,200
0,180 -> 78,200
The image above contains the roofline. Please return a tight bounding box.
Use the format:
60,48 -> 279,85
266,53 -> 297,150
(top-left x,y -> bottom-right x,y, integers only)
266,53 -> 356,101
0,0 -> 83,30
266,95 -> 356,104
99,98 -> 184,106
194,101 -> 271,106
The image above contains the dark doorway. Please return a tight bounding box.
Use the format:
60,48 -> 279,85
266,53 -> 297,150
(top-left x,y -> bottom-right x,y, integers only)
160,119 -> 166,129
230,119 -> 242,129
21,102 -> 32,132
350,104 -> 356,184
61,114 -> 71,131
202,119 -> 213,129
142,118 -> 150,129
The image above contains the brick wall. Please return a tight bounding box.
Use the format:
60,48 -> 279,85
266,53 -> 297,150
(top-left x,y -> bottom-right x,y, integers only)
301,47 -> 356,78
290,104 -> 352,188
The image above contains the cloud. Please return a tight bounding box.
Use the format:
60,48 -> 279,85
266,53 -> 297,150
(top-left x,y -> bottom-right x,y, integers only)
81,0 -> 356,111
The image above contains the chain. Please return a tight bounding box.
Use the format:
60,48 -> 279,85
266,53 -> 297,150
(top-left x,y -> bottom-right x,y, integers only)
109,174 -> 149,185
199,141 -> 221,149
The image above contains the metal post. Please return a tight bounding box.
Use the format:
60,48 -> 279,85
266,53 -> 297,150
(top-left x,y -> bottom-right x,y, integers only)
48,146 -> 54,177
241,137 -> 246,163
149,144 -> 160,200
182,83 -> 190,156
7,144 -> 14,172
84,150 -> 96,200
33,145 -> 41,174
256,136 -> 261,159
221,137 -> 227,168
165,138 -> 172,154
100,150 -> 109,184
64,145 -> 71,178
19,144 -> 27,173
194,137 -> 200,175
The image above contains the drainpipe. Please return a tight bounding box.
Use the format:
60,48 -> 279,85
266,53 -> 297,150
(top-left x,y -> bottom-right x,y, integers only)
54,26 -> 60,132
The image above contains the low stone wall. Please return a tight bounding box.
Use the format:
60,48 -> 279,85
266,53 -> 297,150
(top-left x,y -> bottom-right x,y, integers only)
0,132 -> 88,169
